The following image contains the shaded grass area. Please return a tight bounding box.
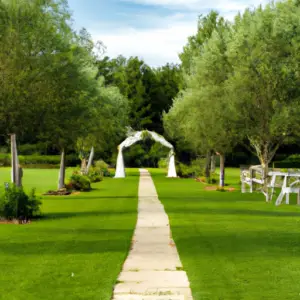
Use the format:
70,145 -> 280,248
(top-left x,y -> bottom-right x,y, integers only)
151,168 -> 300,300
0,168 -> 139,300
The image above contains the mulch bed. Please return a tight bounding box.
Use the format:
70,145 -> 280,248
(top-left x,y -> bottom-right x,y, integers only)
43,189 -> 81,196
204,186 -> 236,192
43,188 -> 72,196
0,219 -> 31,225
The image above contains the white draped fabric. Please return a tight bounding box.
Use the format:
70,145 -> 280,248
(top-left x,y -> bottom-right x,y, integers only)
114,130 -> 177,178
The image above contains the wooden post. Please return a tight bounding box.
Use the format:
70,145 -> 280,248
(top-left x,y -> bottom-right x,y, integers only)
297,189 -> 300,205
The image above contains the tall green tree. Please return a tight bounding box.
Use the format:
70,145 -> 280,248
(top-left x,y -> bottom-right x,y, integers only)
226,1 -> 300,199
0,0 -> 129,187
166,12 -> 235,184
179,11 -> 225,75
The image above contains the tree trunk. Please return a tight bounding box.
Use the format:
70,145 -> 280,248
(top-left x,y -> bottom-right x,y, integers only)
58,150 -> 66,190
205,151 -> 212,181
86,147 -> 94,174
211,153 -> 216,173
261,160 -> 269,202
81,158 -> 87,175
219,153 -> 225,187
250,139 -> 280,202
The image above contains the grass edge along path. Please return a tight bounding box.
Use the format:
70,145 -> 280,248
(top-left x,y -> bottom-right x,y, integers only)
0,168 -> 139,300
150,168 -> 300,300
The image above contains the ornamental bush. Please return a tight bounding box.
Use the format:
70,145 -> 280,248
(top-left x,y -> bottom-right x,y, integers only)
0,185 -> 41,220
68,172 -> 91,191
95,160 -> 111,177
87,167 -> 103,183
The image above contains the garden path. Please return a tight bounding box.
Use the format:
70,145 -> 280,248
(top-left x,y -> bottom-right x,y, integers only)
112,169 -> 193,300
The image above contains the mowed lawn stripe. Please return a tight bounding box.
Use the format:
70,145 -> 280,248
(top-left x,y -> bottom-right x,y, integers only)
151,168 -> 300,300
0,168 -> 139,300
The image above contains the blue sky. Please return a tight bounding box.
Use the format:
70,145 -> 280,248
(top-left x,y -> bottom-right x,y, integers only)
68,0 -> 269,67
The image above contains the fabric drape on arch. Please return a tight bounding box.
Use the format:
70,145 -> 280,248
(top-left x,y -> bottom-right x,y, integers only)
114,130 -> 177,178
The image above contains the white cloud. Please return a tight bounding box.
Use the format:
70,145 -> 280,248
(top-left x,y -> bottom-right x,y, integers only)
89,0 -> 270,66
121,0 -> 269,11
90,17 -> 197,67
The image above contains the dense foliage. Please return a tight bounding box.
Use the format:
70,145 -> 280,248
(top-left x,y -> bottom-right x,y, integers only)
0,0 -> 183,167
164,0 -> 300,191
0,185 -> 41,221
0,0 -> 128,160
68,172 -> 91,191
1,0 -> 300,178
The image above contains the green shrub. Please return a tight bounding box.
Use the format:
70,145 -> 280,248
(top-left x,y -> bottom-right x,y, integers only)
177,159 -> 206,178
68,172 -> 91,191
95,159 -> 108,170
272,154 -> 300,168
0,146 -> 8,153
211,177 -> 218,184
177,163 -> 194,178
21,164 -> 60,169
87,167 -> 103,183
0,185 -> 41,220
18,143 -> 49,155
216,186 -> 226,192
273,162 -> 300,168
158,158 -> 168,169
191,158 -> 206,177
95,160 -> 111,177
0,153 -> 10,166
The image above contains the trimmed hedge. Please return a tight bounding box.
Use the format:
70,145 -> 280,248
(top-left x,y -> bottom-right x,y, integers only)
272,154 -> 300,168
273,162 -> 300,168
0,154 -> 80,167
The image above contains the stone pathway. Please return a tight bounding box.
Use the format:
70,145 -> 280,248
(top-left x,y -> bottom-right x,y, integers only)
112,169 -> 193,300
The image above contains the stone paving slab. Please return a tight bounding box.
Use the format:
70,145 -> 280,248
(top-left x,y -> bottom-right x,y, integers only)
112,169 -> 193,300
113,296 -> 186,300
113,284 -> 192,297
118,271 -> 190,285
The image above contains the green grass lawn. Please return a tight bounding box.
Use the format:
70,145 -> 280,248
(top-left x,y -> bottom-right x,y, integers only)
151,168 -> 300,300
0,168 -> 139,300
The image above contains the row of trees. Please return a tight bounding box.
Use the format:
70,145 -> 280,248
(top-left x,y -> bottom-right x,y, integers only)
0,0 -> 184,172
96,56 -> 182,165
164,0 -> 300,200
0,0 -> 129,187
96,56 -> 182,133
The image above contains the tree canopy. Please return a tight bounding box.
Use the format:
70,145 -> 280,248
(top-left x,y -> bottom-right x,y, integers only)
165,0 -> 300,190
0,0 -> 128,159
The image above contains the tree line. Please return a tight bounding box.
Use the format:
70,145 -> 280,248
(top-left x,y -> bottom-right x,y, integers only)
0,0 -> 182,167
164,0 -> 300,199
2,0 -> 300,195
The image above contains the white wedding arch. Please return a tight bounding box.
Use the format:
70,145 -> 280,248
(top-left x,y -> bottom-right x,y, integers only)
114,130 -> 177,178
